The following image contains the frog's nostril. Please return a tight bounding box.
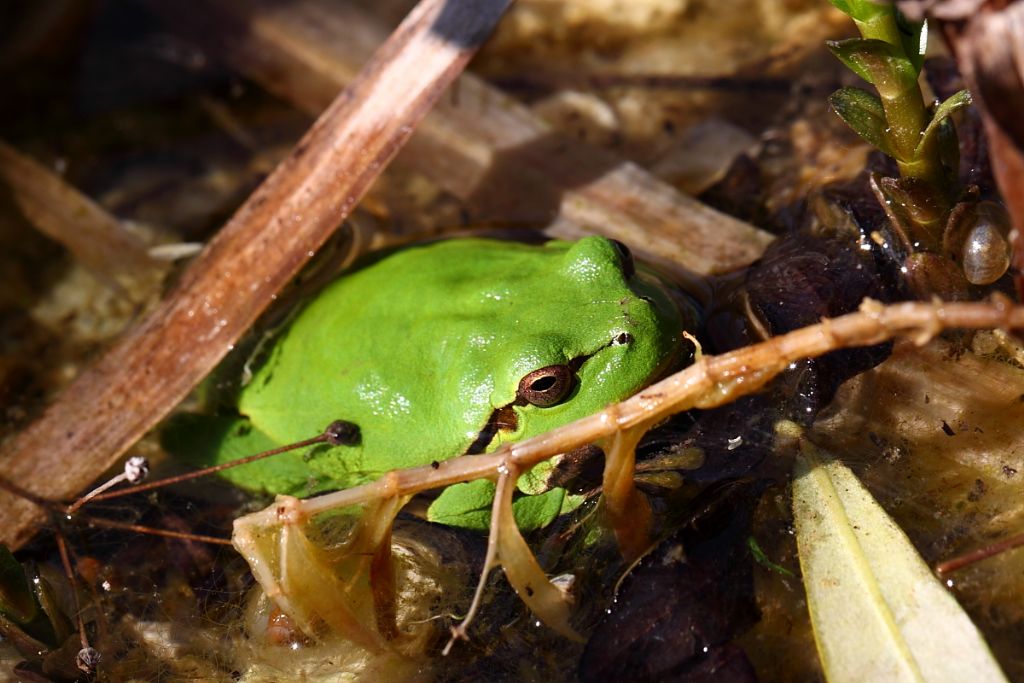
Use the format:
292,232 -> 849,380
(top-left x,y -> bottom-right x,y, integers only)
612,332 -> 633,346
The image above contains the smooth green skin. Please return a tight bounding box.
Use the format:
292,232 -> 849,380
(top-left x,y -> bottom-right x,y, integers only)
164,236 -> 690,529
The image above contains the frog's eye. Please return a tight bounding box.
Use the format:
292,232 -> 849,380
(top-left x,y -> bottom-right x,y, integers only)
610,239 -> 635,279
517,365 -> 575,407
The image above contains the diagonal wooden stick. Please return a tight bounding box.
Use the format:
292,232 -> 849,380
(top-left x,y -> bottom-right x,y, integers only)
0,0 -> 512,551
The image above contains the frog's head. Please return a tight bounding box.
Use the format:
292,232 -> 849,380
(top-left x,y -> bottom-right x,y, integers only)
458,236 -> 695,452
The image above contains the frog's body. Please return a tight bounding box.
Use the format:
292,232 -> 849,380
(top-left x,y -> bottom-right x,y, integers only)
164,237 -> 692,524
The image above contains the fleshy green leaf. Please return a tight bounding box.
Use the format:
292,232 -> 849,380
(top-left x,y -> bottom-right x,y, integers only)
0,545 -> 36,624
792,437 -> 1008,683
0,548 -> 59,649
827,38 -> 881,85
915,89 -> 973,159
826,39 -> 917,96
875,174 -> 946,227
828,0 -> 888,23
829,87 -> 895,157
830,0 -> 925,74
935,115 -> 960,181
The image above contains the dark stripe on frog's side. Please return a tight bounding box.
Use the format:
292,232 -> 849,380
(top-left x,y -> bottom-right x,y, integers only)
465,404 -> 519,455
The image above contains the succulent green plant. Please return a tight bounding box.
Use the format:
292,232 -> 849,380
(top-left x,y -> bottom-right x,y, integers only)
826,0 -> 1015,297
0,544 -> 63,653
827,0 -> 971,245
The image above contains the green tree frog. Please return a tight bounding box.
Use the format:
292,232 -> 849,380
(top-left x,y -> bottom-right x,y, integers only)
164,236 -> 694,529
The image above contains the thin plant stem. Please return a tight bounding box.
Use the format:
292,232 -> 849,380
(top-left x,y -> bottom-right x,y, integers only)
936,533 -> 1024,575
78,432 -> 331,505
54,528 -> 90,653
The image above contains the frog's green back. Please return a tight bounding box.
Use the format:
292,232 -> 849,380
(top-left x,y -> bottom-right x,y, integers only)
194,237 -> 687,494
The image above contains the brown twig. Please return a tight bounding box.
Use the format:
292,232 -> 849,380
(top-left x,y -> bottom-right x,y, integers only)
77,425 -> 342,506
936,532 -> 1024,575
54,528 -> 90,653
0,0 -> 512,551
74,516 -> 233,547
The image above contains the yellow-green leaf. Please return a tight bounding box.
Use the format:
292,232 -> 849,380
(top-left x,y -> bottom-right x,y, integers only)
792,436 -> 1007,683
914,89 -> 973,160
829,86 -> 896,158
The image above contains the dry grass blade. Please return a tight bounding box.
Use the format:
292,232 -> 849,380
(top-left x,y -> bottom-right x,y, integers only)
150,0 -> 773,277
0,140 -> 163,294
0,0 -> 512,551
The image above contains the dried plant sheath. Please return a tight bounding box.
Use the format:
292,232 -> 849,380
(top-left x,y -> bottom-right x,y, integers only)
154,0 -> 772,276
0,0 -> 511,550
0,140 -> 161,289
